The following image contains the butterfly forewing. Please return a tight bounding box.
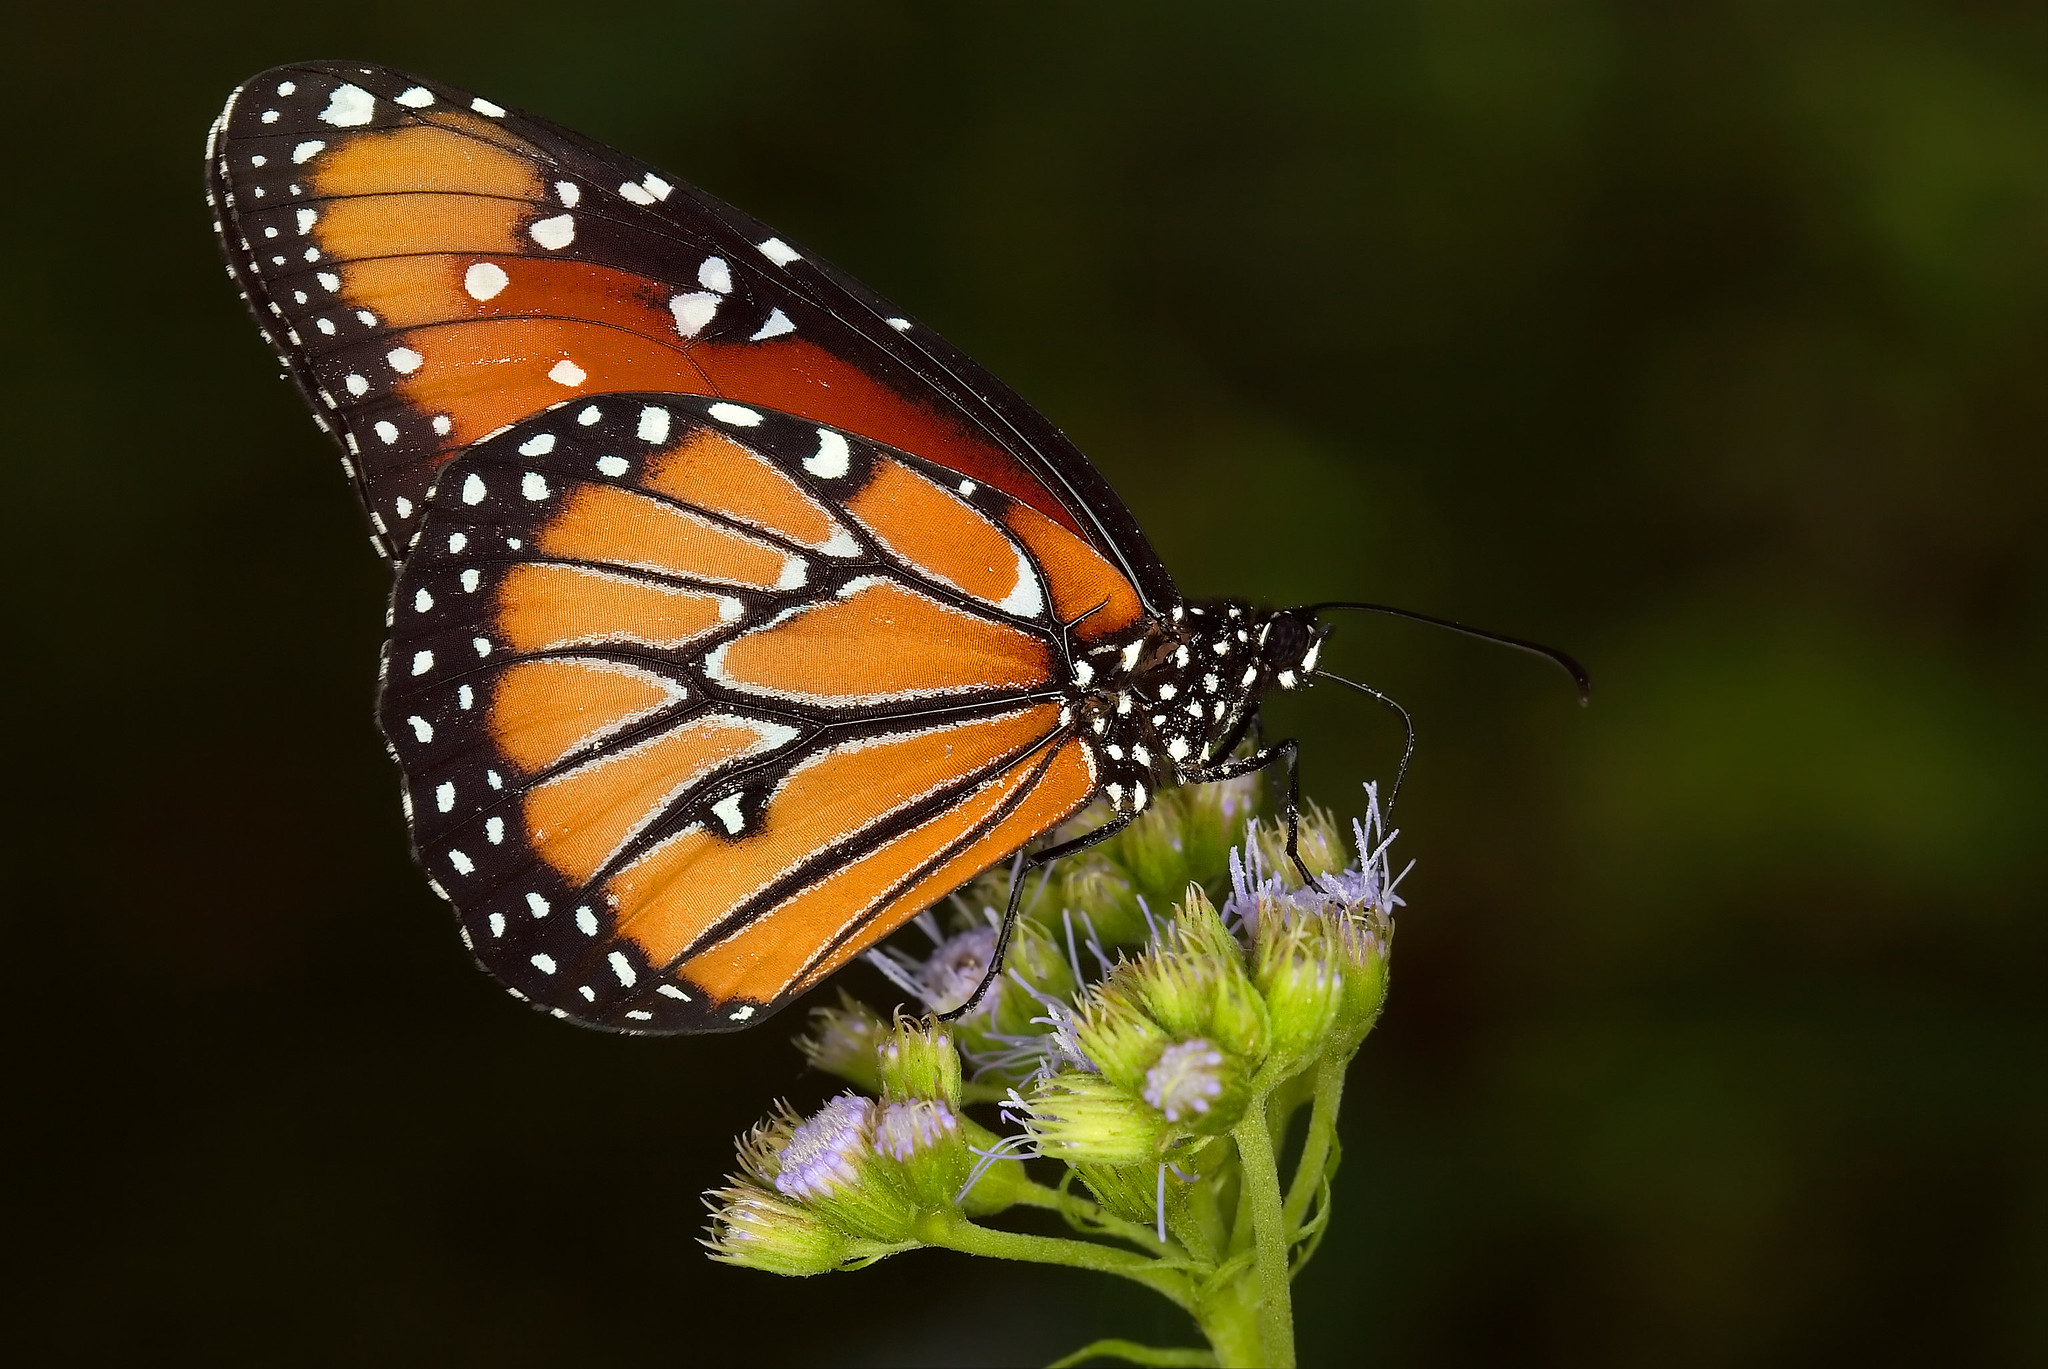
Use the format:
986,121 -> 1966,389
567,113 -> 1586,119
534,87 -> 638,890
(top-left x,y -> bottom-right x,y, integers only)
381,395 -> 1116,1029
209,61 -> 1175,608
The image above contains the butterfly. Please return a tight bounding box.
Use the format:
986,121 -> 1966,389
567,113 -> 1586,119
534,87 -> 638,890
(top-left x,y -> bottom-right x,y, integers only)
207,62 -> 1583,1034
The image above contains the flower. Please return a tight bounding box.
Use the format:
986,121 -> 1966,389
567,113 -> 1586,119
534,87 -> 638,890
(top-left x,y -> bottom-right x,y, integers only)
794,992 -> 889,1094
1143,1038 -> 1229,1123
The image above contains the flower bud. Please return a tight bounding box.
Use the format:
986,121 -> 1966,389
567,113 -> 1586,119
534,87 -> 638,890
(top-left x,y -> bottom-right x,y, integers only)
1328,905 -> 1393,1057
1252,912 -> 1346,1068
1124,896 -> 1270,1066
870,1097 -> 970,1208
875,1016 -> 962,1105
704,1182 -> 860,1276
1252,802 -> 1348,887
794,992 -> 889,1094
770,1093 -> 917,1242
1023,1071 -> 1168,1165
1068,977 -> 1173,1095
1140,1037 -> 1251,1134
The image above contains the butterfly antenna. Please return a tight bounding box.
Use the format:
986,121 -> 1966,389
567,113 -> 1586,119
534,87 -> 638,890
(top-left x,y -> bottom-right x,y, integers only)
1312,671 -> 1416,810
1303,600 -> 1590,704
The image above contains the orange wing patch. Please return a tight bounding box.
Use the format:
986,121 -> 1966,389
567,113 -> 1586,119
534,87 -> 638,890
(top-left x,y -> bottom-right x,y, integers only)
489,657 -> 686,775
846,457 -> 1042,616
707,578 -> 1052,706
688,734 -> 1098,1005
524,713 -> 794,886
535,484 -> 806,590
495,562 -> 736,654
604,704 -> 1061,967
643,428 -> 856,556
1003,500 -> 1144,641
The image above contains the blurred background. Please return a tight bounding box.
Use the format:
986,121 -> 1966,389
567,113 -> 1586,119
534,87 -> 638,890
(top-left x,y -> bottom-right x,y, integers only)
8,2 -> 2044,1364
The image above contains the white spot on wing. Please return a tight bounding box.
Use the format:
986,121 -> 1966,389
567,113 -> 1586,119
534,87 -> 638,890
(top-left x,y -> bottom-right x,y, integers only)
608,951 -> 637,987
555,180 -> 580,206
319,84 -> 375,127
518,433 -> 555,456
548,358 -> 586,386
999,548 -> 1044,618
407,715 -> 433,742
522,472 -> 550,501
597,456 -> 629,477
472,97 -> 507,117
530,214 -> 575,250
435,782 -> 455,812
395,86 -> 434,108
465,261 -> 509,300
757,238 -> 801,266
291,140 -> 325,163
387,347 -> 423,373
698,256 -> 731,292
750,308 -> 795,341
618,181 -> 656,204
669,292 -> 719,337
804,428 -> 850,478
711,794 -> 745,833
462,474 -> 486,504
411,650 -> 434,676
637,406 -> 670,443
708,402 -> 762,427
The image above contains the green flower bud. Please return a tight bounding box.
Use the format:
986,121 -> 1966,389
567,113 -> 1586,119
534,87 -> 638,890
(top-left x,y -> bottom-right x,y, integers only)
1252,911 -> 1346,1069
952,1114 -> 1036,1218
1123,893 -> 1270,1065
1328,904 -> 1393,1057
1049,853 -> 1148,948
1252,801 -> 1348,886
870,1097 -> 970,1208
1071,1158 -> 1195,1235
770,1093 -> 917,1242
1068,977 -> 1173,1096
1023,1071 -> 1168,1165
703,1182 -> 860,1276
875,1016 -> 962,1105
1140,1036 -> 1252,1135
794,992 -> 889,1094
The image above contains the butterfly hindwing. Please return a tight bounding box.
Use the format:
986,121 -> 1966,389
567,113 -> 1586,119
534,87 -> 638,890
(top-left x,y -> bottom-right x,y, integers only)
209,61 -> 1176,608
380,396 -> 1114,1030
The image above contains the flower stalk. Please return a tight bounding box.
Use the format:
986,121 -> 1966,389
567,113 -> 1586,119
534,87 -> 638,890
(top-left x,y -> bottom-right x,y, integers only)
704,777 -> 1406,1368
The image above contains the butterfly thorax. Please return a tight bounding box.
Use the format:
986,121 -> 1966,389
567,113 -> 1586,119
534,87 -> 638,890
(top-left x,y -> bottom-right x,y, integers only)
1073,600 -> 1327,817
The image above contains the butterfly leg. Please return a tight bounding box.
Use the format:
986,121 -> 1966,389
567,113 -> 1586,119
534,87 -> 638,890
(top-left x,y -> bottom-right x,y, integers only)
939,814 -> 1137,1022
1179,739 -> 1320,888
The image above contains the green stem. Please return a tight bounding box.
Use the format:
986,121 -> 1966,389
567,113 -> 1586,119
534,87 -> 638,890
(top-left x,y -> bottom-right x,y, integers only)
1012,1178 -> 1182,1258
1282,1052 -> 1347,1234
918,1212 -> 1195,1310
1230,1112 -> 1296,1369
1046,1338 -> 1217,1368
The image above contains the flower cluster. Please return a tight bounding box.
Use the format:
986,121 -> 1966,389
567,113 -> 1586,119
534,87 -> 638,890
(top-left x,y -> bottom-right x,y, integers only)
705,778 -> 1404,1368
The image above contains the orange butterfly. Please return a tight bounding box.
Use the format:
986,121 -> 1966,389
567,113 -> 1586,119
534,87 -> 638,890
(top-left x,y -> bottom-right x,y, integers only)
207,63 -> 1582,1032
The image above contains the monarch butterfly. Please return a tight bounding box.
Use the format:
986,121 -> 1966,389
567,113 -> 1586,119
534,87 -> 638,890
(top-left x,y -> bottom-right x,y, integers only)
207,62 -> 1583,1034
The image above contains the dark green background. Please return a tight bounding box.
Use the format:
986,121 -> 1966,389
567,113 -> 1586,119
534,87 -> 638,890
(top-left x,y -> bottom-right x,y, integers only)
10,2 -> 2044,1364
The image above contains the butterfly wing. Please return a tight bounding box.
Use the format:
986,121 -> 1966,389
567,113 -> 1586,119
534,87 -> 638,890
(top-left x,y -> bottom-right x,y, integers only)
207,60 -> 1175,616
381,394 -> 1139,1031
